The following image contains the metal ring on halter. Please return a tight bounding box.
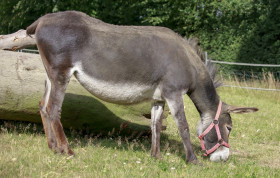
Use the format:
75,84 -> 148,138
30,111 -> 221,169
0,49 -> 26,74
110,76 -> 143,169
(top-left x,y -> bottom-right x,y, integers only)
218,139 -> 224,144
213,120 -> 219,125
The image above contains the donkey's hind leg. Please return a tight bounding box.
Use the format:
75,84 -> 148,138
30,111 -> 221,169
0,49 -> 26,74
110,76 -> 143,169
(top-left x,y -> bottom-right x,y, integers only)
150,101 -> 165,158
39,77 -> 57,150
39,69 -> 74,155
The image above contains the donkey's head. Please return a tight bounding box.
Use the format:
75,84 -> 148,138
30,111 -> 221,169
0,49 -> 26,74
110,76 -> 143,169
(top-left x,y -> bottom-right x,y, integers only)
197,102 -> 258,162
186,38 -> 259,162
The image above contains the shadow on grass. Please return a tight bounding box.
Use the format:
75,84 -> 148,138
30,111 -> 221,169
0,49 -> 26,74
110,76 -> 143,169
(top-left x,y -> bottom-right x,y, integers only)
61,93 -> 153,135
0,118 -> 203,163
0,93 -> 203,162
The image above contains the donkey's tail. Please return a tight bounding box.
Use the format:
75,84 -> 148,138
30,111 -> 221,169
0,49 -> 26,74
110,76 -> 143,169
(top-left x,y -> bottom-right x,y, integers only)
26,18 -> 41,36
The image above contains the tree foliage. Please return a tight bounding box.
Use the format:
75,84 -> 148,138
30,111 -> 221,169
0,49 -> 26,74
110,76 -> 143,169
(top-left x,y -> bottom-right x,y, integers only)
0,0 -> 279,68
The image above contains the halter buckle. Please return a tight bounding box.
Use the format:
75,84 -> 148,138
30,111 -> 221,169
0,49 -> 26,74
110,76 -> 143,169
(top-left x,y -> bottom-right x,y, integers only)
218,139 -> 224,144
213,120 -> 219,125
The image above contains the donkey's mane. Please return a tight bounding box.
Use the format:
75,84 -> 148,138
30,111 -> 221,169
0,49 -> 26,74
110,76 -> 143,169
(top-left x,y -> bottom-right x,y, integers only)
184,38 -> 222,88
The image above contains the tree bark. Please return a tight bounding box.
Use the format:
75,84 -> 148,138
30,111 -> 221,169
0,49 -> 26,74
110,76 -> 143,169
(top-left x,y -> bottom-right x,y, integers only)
0,30 -> 36,50
0,50 -> 168,134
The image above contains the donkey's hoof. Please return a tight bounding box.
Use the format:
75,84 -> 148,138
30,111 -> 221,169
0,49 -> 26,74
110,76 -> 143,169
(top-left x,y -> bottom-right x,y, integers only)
48,141 -> 58,150
52,145 -> 74,156
68,149 -> 75,156
188,159 -> 202,166
151,153 -> 162,159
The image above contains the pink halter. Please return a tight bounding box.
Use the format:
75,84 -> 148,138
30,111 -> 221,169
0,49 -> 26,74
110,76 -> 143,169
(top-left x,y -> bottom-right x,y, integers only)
198,100 -> 229,156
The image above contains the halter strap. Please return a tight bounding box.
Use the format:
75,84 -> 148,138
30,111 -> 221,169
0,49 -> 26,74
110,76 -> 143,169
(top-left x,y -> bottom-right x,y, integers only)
198,100 -> 230,156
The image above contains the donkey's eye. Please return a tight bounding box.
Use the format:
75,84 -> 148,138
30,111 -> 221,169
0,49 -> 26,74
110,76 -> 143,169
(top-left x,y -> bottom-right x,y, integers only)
226,126 -> 232,132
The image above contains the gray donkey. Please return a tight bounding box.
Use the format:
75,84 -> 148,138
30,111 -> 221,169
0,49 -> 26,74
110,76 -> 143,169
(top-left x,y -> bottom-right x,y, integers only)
25,11 -> 258,163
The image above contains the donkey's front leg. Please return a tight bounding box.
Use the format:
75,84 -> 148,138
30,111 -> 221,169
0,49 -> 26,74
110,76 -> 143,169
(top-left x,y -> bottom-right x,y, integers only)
150,102 -> 165,158
165,93 -> 198,164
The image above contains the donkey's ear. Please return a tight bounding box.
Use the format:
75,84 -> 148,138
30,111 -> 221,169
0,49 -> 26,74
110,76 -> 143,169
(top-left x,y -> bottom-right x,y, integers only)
227,106 -> 259,114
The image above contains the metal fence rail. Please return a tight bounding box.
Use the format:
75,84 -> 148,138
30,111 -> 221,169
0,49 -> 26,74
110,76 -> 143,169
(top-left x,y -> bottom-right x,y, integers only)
208,60 -> 280,67
222,85 -> 280,92
17,49 -> 39,54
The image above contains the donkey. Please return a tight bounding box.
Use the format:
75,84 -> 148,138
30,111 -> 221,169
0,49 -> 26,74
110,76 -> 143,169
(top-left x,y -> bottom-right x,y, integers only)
25,11 -> 258,163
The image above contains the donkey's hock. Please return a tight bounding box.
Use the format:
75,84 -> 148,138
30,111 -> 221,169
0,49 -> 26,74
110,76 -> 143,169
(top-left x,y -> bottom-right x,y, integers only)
18,11 -> 258,163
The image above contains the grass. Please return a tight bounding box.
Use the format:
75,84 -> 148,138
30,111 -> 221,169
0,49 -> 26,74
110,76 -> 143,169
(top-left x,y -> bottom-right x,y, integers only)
0,82 -> 280,177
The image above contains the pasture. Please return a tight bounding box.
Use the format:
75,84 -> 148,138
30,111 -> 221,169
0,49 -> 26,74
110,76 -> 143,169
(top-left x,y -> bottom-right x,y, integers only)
0,85 -> 279,177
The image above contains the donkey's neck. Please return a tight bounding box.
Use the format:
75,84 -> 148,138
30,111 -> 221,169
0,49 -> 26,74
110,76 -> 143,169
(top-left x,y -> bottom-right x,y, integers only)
187,75 -> 220,119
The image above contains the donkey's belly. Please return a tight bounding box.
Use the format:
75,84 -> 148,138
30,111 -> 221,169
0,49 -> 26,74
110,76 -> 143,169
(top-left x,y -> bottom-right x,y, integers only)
74,70 -> 162,104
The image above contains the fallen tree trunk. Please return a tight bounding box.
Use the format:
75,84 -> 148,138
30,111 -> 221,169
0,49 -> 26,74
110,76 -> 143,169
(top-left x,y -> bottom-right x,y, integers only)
0,30 -> 36,50
0,50 -> 168,134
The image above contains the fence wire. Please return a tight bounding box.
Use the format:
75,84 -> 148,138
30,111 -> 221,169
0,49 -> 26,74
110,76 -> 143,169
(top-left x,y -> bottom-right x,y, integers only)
206,58 -> 280,92
209,60 -> 280,67
222,85 -> 280,92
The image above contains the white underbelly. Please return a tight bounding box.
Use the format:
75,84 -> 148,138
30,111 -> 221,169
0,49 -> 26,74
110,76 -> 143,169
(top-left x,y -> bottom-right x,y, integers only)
74,69 -> 162,104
